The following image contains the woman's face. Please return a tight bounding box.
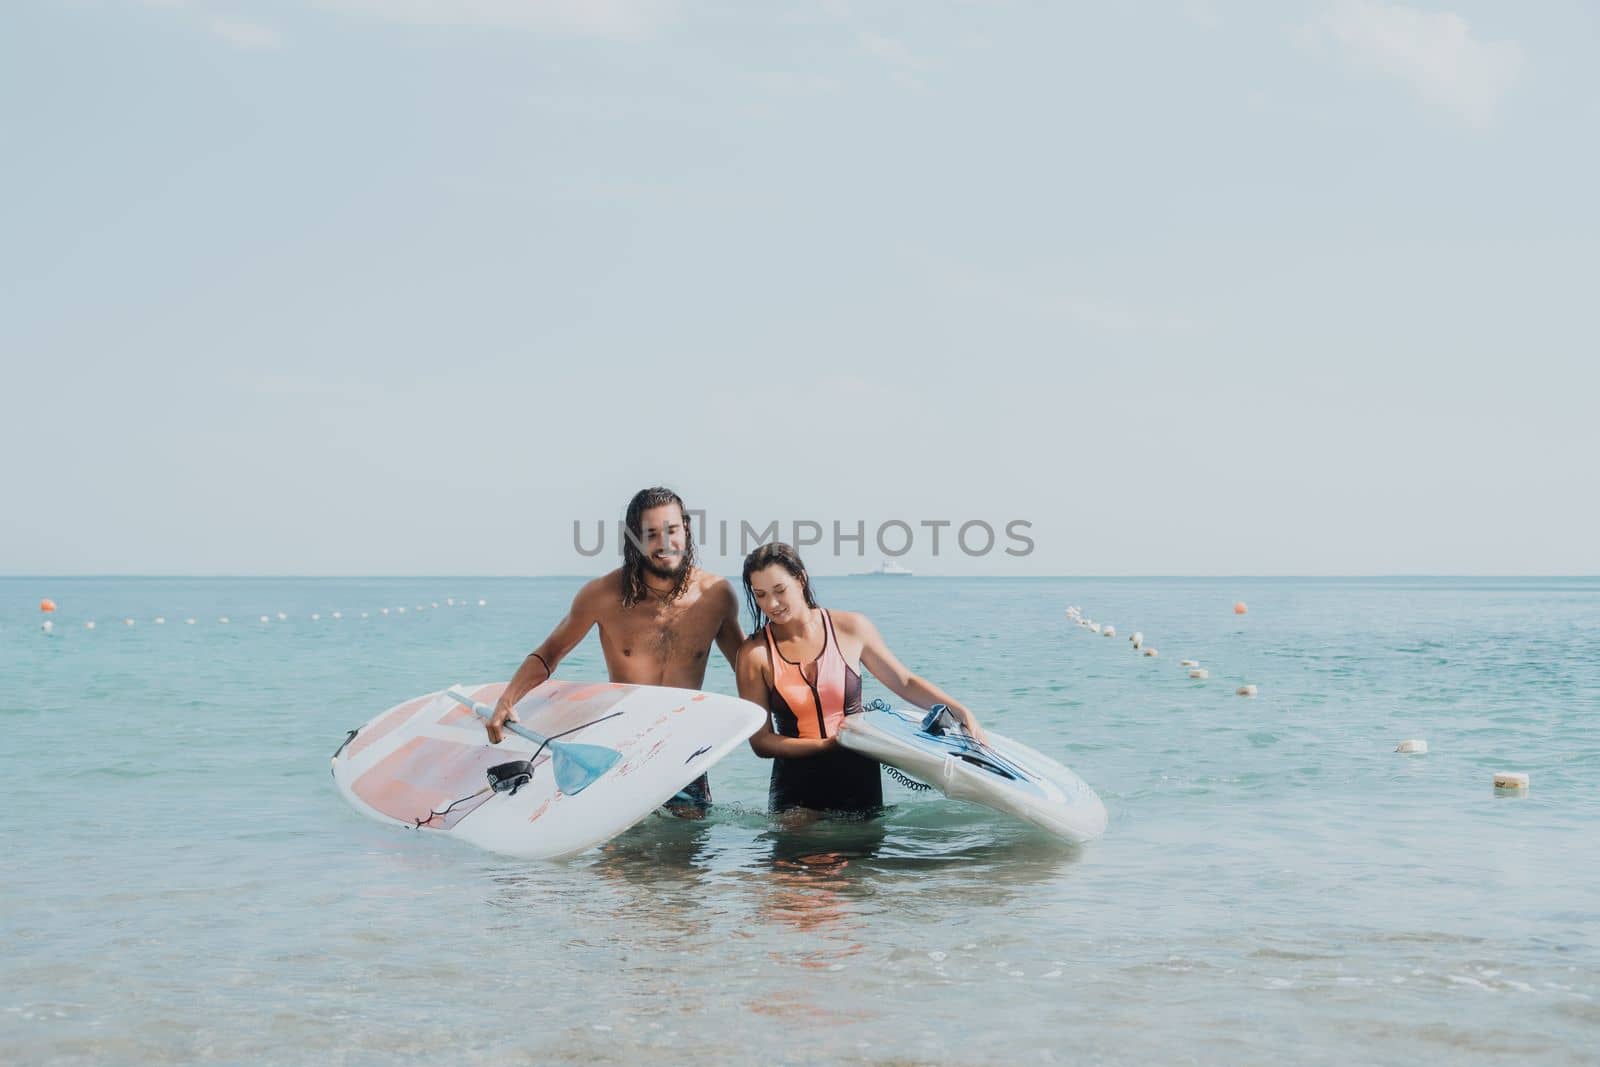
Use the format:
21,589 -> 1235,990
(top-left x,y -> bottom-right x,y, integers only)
748,564 -> 809,625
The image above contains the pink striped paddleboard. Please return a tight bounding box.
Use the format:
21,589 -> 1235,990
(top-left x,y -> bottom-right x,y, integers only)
331,680 -> 764,859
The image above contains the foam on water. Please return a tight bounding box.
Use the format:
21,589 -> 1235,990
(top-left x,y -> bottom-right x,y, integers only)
3,576 -> 1598,1064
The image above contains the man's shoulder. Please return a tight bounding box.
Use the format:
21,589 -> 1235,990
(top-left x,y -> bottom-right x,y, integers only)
691,568 -> 738,603
575,569 -> 624,610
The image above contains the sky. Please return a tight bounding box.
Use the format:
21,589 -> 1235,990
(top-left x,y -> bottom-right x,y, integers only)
3,0 -> 1596,576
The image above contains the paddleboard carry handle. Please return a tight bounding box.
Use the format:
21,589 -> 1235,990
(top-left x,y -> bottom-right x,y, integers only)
913,702 -> 1028,781
487,760 -> 534,796
919,703 -> 963,737
866,697 -> 970,739
445,686 -> 622,796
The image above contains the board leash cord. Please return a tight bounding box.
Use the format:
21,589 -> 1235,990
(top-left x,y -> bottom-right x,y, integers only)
886,766 -> 933,792
865,699 -> 934,791
862,697 -> 1027,786
445,687 -> 625,796
411,707 -> 626,828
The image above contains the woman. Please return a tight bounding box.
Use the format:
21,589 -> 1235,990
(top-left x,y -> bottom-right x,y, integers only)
736,542 -> 987,817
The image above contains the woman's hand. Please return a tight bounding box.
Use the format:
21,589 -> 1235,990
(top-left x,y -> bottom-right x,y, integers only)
956,708 -> 989,745
749,730 -> 839,759
849,611 -> 989,745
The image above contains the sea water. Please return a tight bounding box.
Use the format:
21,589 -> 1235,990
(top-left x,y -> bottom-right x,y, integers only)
3,577 -> 1597,1065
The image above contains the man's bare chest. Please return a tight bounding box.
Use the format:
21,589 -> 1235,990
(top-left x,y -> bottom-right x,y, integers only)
599,600 -> 720,663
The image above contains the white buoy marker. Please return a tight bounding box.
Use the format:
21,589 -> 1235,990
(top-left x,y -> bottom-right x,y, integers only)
1493,771 -> 1529,794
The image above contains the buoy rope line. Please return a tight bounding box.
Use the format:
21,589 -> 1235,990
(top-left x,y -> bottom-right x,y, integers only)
1063,603 -> 1256,696
25,597 -> 493,633
1064,603 -> 1531,790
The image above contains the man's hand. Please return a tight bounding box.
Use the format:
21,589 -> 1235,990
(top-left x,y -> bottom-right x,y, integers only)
486,702 -> 519,744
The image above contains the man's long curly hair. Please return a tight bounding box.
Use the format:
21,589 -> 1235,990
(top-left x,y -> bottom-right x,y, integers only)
621,487 -> 696,608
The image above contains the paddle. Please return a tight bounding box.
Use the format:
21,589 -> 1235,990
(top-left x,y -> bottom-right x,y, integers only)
445,686 -> 622,796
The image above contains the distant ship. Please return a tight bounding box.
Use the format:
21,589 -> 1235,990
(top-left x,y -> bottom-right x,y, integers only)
860,558 -> 914,576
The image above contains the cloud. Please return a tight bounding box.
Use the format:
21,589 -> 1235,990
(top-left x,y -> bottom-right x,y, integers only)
754,71 -> 842,98
1316,1 -> 1523,127
1180,0 -> 1220,28
1061,299 -> 1138,333
127,3 -> 284,52
856,29 -> 925,89
1058,297 -> 1197,335
310,0 -> 671,37
209,16 -> 282,50
245,373 -> 366,398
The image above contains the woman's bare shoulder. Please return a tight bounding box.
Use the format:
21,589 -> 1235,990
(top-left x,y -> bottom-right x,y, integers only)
828,609 -> 873,634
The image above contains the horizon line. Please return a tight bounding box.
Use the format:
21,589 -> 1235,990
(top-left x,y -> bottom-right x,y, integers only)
4,573 -> 1598,581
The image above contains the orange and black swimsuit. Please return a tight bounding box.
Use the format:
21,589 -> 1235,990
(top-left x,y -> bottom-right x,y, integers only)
764,609 -> 883,815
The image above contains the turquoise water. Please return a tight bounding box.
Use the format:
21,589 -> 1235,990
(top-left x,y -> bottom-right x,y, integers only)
4,577 -> 1597,1065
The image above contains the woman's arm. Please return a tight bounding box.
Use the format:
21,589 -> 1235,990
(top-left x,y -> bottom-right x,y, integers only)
737,641 -> 837,759
851,612 -> 989,743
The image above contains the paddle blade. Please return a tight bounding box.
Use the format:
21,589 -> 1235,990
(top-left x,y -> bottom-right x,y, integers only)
550,741 -> 622,796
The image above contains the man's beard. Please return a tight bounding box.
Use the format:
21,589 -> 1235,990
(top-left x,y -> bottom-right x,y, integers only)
642,552 -> 689,583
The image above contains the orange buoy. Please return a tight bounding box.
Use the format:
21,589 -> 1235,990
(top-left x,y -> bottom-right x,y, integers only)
1233,601 -> 1248,615
40,598 -> 57,613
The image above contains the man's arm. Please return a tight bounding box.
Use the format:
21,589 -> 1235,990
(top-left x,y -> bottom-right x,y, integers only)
714,579 -> 746,674
486,583 -> 600,744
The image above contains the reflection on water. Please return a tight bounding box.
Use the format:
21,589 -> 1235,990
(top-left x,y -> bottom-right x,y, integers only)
593,812 -> 721,882
760,818 -> 886,956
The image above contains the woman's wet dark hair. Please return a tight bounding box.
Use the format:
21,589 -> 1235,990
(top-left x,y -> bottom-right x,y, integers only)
741,542 -> 819,630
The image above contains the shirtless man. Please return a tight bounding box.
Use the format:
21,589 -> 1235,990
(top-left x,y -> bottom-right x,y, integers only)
485,486 -> 745,814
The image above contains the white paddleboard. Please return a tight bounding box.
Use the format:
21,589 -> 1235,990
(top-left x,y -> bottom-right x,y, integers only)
332,680 -> 765,860
838,703 -> 1108,843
